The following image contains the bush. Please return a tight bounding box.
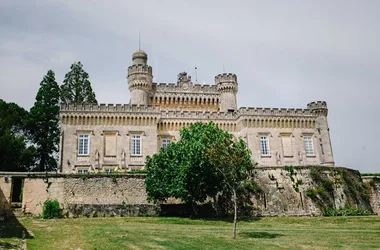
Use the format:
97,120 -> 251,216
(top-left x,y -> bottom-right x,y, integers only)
305,188 -> 317,198
369,177 -> 380,188
316,186 -> 328,198
324,208 -> 371,216
322,179 -> 334,193
43,199 -> 61,219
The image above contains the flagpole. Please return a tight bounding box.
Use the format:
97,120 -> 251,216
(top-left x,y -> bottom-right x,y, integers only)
195,67 -> 198,82
138,29 -> 141,50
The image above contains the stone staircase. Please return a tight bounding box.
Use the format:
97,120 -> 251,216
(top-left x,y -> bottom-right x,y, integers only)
11,202 -> 23,217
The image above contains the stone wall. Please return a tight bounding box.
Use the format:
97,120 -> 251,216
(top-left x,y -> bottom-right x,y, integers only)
0,176 -> 12,216
21,174 -> 150,216
251,167 -> 374,216
1,167 -> 379,217
363,176 -> 380,215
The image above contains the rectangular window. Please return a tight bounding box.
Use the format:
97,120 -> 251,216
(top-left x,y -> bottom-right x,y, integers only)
77,169 -> 88,174
131,135 -> 141,156
162,139 -> 171,149
78,134 -> 90,155
304,136 -> 314,156
260,136 -> 270,156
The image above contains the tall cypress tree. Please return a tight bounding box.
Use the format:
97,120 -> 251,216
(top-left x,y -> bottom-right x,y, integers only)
29,70 -> 60,171
60,62 -> 97,104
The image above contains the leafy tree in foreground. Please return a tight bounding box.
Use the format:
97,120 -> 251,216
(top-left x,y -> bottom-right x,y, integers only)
145,122 -> 227,214
145,121 -> 260,239
60,62 -> 97,105
0,99 -> 37,171
207,136 -> 258,239
29,70 -> 60,171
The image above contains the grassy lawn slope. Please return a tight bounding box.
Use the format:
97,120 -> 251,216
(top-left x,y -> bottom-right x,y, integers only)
1,216 -> 379,249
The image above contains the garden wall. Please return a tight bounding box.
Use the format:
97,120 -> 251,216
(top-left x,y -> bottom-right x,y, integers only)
0,176 -> 12,216
251,166 -> 374,216
362,176 -> 380,215
20,174 -> 152,216
0,167 -> 379,217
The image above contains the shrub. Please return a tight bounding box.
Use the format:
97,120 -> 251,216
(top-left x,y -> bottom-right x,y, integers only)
324,208 -> 371,216
316,186 -> 328,198
43,199 -> 61,219
361,173 -> 380,177
322,179 -> 334,193
305,188 -> 317,198
369,177 -> 380,188
112,176 -> 117,183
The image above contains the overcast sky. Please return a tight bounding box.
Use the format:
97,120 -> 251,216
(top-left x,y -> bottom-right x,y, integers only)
0,1 -> 379,172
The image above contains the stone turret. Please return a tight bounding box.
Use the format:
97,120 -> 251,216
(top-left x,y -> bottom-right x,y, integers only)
307,101 -> 334,165
215,73 -> 238,112
307,101 -> 328,116
127,50 -> 153,105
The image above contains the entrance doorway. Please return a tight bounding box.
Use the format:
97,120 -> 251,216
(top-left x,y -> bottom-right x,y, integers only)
11,177 -> 23,203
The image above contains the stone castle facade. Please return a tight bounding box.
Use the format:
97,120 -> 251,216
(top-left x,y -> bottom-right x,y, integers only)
59,50 -> 334,173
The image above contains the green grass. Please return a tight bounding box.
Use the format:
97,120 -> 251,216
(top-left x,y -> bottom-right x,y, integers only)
361,173 -> 380,176
1,216 -> 380,249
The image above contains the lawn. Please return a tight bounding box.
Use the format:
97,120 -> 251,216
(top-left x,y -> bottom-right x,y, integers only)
1,216 -> 380,249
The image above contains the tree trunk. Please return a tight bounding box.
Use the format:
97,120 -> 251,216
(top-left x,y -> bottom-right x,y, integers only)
232,189 -> 237,239
39,154 -> 46,172
213,195 -> 220,216
191,201 -> 198,216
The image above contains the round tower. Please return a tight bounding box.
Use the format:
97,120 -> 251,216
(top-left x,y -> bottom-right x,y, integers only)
307,101 -> 334,166
127,50 -> 153,105
307,101 -> 328,116
215,73 -> 238,112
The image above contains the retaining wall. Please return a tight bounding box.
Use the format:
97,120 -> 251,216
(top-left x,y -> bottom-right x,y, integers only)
0,167 -> 379,217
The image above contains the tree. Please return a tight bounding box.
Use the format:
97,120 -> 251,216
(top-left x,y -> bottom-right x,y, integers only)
0,99 -> 37,171
145,122 -> 227,214
207,137 -> 259,239
60,62 -> 97,105
145,121 -> 259,239
29,70 -> 60,171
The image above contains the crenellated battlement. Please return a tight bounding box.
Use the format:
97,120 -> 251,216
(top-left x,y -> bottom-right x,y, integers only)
127,64 -> 153,76
152,82 -> 218,93
159,110 -> 238,120
307,101 -> 327,110
60,103 -> 160,113
307,101 -> 328,116
238,107 -> 315,117
215,73 -> 237,84
127,64 -> 153,94
60,103 -> 318,118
